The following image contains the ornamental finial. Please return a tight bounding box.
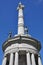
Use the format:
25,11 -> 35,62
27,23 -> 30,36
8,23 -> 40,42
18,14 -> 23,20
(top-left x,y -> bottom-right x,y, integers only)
17,2 -> 24,10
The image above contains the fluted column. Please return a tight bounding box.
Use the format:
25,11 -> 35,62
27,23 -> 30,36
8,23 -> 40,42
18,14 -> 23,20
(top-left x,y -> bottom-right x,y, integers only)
9,53 -> 14,65
2,56 -> 7,65
38,55 -> 42,65
26,52 -> 31,65
14,52 -> 18,65
31,54 -> 36,65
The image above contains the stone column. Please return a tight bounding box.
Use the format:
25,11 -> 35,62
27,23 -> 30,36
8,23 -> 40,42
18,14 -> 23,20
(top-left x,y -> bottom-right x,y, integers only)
31,54 -> 36,65
2,56 -> 7,65
26,52 -> 31,65
9,53 -> 14,65
38,55 -> 42,65
17,2 -> 24,35
14,52 -> 18,65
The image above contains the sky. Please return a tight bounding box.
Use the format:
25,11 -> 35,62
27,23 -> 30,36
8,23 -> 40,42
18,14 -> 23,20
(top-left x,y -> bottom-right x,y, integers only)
0,0 -> 43,65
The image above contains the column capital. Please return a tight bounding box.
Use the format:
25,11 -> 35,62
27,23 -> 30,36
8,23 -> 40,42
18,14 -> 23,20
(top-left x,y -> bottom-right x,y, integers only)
26,50 -> 30,53
15,50 -> 19,53
4,53 -> 6,57
38,54 -> 40,57
10,53 -> 13,54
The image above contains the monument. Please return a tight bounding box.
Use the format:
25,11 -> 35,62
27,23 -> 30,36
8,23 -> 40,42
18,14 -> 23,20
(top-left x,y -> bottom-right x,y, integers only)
2,2 -> 42,65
